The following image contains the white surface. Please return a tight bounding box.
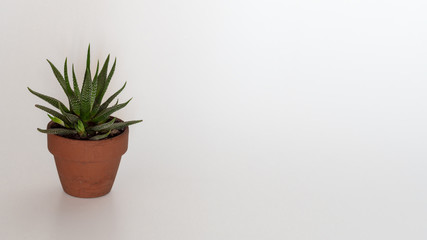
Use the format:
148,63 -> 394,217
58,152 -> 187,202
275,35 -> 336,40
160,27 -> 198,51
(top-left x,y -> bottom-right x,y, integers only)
1,0 -> 427,239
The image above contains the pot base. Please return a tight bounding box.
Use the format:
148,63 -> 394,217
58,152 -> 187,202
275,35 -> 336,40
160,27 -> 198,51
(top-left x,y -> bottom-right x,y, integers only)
55,157 -> 122,198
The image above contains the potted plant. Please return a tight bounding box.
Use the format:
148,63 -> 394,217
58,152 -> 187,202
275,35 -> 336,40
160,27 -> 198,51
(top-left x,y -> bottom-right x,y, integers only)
28,46 -> 142,198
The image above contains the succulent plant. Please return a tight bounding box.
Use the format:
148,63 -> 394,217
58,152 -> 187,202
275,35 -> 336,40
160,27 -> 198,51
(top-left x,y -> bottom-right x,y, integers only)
28,45 -> 142,140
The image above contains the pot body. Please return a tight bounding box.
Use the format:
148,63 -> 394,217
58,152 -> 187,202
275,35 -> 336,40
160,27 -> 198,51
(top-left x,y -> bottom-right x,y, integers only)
47,121 -> 129,198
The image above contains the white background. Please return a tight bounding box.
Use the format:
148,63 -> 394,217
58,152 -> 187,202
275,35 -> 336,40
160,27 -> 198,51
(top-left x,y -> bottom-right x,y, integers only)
1,0 -> 427,239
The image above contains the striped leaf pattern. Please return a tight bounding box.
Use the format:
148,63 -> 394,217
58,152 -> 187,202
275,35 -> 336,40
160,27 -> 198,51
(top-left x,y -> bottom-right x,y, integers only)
28,45 -> 142,139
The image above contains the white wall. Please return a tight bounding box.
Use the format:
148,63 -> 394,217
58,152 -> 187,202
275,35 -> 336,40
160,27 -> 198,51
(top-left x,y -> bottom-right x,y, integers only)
1,0 -> 427,239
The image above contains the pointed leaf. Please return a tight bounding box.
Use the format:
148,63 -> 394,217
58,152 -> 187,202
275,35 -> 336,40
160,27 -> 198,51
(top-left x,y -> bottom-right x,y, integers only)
59,103 -> 80,124
72,64 -> 81,100
75,119 -> 87,137
82,45 -> 91,97
86,44 -> 91,71
93,55 -> 110,110
47,59 -> 73,97
89,130 -> 111,140
91,61 -> 100,108
96,82 -> 126,114
48,114 -> 66,127
37,128 -> 77,135
80,68 -> 92,120
35,104 -> 70,125
108,120 -> 143,131
88,118 -> 116,132
63,58 -> 72,93
28,87 -> 69,112
63,58 -> 80,115
92,98 -> 132,123
104,58 -> 116,94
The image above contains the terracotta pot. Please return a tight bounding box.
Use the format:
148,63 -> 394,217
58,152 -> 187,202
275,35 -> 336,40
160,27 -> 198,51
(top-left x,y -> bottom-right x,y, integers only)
47,121 -> 129,198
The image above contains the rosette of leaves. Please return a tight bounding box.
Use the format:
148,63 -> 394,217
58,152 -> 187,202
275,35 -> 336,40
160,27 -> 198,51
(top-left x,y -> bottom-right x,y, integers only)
28,46 -> 142,140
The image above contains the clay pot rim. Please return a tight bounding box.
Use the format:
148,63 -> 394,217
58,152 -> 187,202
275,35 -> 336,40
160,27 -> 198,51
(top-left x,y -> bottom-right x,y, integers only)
46,117 -> 129,143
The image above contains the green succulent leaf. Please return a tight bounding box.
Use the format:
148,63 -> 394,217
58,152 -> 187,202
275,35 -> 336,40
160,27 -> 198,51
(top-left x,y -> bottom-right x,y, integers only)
88,118 -> 116,132
47,59 -> 73,98
64,58 -> 71,92
97,82 -> 127,114
90,61 -> 100,108
35,104 -> 70,126
72,64 -> 81,100
32,46 -> 142,140
37,128 -> 77,135
92,55 -> 110,112
75,119 -> 86,137
89,130 -> 111,140
59,103 -> 80,124
80,68 -> 92,120
83,45 -> 91,81
86,45 -> 90,69
81,44 -> 91,116
47,114 -> 66,127
69,94 -> 80,116
63,59 -> 81,115
104,58 -> 116,94
28,87 -> 69,112
108,120 -> 143,131
92,98 -> 132,123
